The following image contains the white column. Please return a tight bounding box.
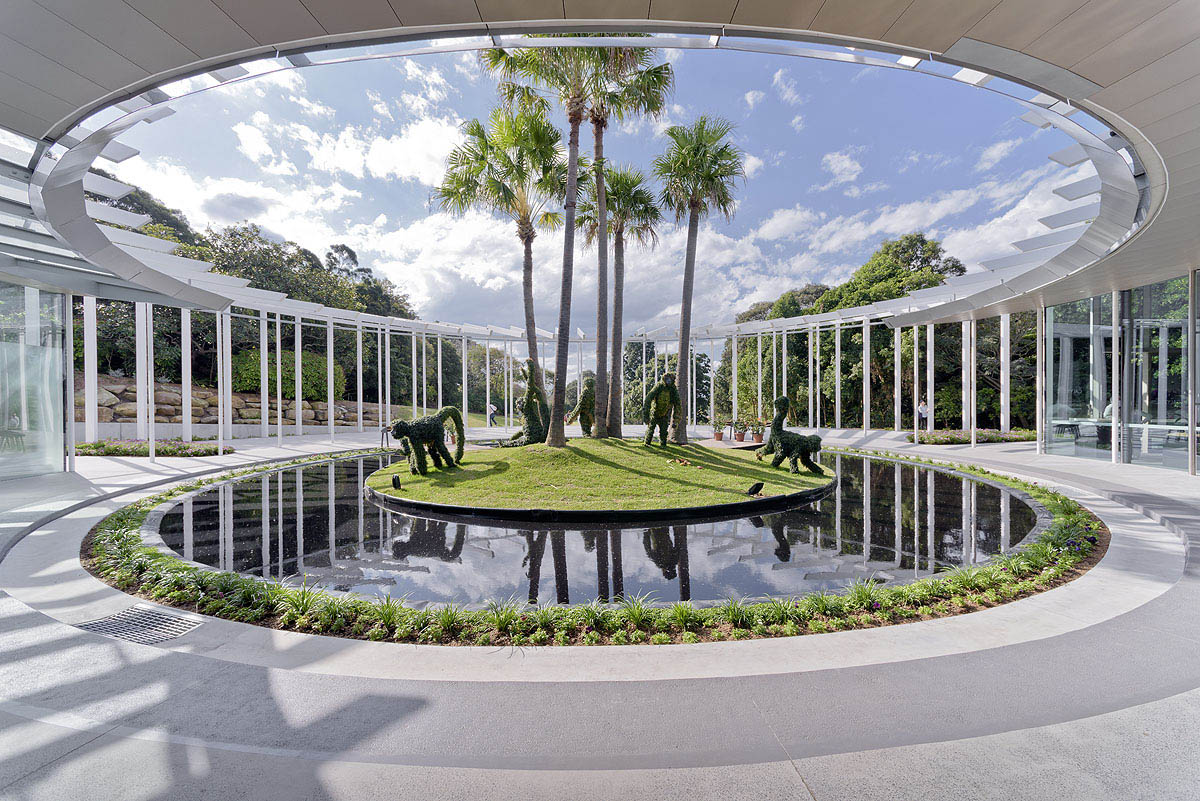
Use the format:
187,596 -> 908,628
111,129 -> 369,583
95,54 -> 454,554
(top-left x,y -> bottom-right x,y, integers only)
1057,335 -> 1073,412
709,339 -> 715,428
294,316 -> 302,436
326,318 -> 335,444
1000,313 -> 1011,433
641,338 -> 647,410
731,334 -> 738,421
893,326 -> 901,431
146,304 -> 156,461
134,301 -> 147,439
807,327 -> 814,427
421,333 -> 428,412
756,333 -> 762,417
926,324 -> 935,433
961,320 -> 970,430
409,330 -> 417,418
383,323 -> 392,420
462,336 -> 468,416
215,312 -> 224,454
1036,305 -> 1045,455
356,321 -> 363,432
782,331 -> 788,397
1158,324 -> 1169,422
970,319 -> 978,447
834,321 -> 842,429
274,314 -> 282,442
180,309 -> 192,443
83,296 -> 97,442
912,326 -> 919,442
1189,271 -> 1197,476
63,295 -> 75,471
1089,297 -> 1106,417
485,339 -> 492,428
1111,292 -> 1120,463
815,326 -> 822,426
259,310 -> 269,438
771,331 -> 777,400
437,335 -> 443,409
862,319 -> 870,432
374,326 -> 382,423
223,311 -> 233,444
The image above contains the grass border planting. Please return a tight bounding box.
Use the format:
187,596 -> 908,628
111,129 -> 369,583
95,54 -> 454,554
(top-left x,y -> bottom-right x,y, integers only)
908,429 -> 1036,445
80,447 -> 1109,648
77,438 -> 234,457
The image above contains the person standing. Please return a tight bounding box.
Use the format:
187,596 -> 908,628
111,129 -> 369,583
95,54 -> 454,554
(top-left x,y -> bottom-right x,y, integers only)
487,401 -> 498,427
917,399 -> 929,427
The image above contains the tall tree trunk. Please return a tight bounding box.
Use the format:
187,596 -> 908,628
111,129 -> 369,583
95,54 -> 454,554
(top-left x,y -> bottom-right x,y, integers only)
672,203 -> 700,444
607,229 -> 626,437
519,225 -> 543,394
546,99 -> 585,447
591,113 -> 610,437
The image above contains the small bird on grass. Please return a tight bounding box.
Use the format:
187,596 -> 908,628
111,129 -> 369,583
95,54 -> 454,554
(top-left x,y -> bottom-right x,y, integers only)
747,481 -> 764,496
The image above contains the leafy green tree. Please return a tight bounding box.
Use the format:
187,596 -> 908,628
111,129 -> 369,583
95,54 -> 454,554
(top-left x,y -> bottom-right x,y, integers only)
654,115 -> 744,444
437,107 -> 569,393
579,165 -> 662,437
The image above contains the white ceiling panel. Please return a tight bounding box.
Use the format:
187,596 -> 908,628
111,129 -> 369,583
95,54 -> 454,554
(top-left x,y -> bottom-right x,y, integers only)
647,0 -> 737,24
122,0 -> 259,58
883,0 -> 997,53
474,0 -> 565,23
1025,0 -> 1176,72
32,0 -> 199,72
965,0 -> 1085,52
1070,1 -> 1200,89
0,0 -> 147,90
389,0 -> 482,27
211,0 -> 326,43
300,0 -> 399,34
730,0 -> 822,30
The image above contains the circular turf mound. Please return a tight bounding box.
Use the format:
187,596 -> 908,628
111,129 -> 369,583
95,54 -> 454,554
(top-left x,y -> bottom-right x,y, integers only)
365,438 -> 833,516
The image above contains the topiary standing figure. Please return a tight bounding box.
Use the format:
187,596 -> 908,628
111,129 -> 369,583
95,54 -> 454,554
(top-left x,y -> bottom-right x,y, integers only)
642,371 -> 682,447
502,359 -> 551,447
390,406 -> 465,476
565,376 -> 595,436
756,396 -> 823,474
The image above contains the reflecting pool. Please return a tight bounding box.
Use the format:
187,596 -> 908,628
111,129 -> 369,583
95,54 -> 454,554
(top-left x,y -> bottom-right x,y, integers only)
157,453 -> 1038,605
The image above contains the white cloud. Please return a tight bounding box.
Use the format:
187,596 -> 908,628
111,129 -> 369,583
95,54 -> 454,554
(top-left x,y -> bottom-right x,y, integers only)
454,52 -> 481,82
772,69 -> 802,105
289,94 -> 334,118
975,137 -> 1022,172
900,150 -> 956,173
366,89 -> 393,121
365,117 -> 464,186
743,154 -> 764,178
843,181 -> 888,198
815,148 -> 864,190
753,205 -> 820,242
744,90 -> 765,110
232,122 -> 273,163
789,114 -> 805,133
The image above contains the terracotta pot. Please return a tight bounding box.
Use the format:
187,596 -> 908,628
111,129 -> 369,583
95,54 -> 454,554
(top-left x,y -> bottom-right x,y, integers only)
734,431 -> 745,442
752,433 -> 763,443
713,431 -> 724,441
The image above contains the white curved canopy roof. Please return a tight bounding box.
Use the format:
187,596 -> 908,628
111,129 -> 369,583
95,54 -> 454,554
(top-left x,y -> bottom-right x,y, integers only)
0,1 -> 1197,337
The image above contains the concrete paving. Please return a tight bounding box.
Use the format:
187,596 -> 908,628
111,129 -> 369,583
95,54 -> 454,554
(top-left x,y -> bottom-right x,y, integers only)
0,429 -> 1198,799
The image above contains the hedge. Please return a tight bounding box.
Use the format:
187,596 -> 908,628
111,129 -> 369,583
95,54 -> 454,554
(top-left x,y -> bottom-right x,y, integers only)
231,349 -> 345,402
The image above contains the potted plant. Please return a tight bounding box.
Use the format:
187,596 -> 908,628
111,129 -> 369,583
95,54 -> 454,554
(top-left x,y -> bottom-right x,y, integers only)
712,416 -> 730,441
732,419 -> 747,442
749,418 -> 765,443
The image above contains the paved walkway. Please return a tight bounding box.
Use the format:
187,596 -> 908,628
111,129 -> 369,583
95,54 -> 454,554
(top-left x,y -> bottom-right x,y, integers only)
0,430 -> 1198,799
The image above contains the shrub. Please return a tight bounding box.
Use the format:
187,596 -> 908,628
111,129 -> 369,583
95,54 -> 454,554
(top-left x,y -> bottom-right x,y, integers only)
618,593 -> 657,631
232,348 -> 345,402
667,602 -> 703,632
650,633 -> 671,645
716,597 -> 755,628
485,597 -> 521,633
77,439 -> 232,457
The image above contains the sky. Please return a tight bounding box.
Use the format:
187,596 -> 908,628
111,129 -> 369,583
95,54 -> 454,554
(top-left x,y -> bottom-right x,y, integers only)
104,45 -> 1087,337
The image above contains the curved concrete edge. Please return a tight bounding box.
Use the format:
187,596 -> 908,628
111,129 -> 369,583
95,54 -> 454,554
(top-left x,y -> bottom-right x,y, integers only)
0,458 -> 1183,684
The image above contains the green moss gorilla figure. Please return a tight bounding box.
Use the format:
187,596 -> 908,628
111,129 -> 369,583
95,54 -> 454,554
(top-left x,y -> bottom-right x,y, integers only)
642,372 -> 682,447
390,406 -> 465,475
502,359 -> 551,447
565,376 -> 595,436
756,396 -> 822,474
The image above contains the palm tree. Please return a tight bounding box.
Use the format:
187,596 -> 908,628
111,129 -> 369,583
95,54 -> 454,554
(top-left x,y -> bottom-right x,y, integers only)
435,107 -> 568,394
578,165 -> 662,438
586,54 -> 673,438
653,116 -> 744,445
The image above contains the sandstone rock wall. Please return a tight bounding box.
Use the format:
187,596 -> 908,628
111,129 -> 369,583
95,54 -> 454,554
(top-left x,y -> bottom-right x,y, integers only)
73,372 -> 400,427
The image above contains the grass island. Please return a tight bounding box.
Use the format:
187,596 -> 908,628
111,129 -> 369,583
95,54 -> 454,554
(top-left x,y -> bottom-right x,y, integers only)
366,438 -> 834,511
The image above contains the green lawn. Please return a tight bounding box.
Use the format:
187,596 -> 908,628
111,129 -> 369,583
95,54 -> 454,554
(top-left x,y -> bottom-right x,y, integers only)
366,438 -> 833,511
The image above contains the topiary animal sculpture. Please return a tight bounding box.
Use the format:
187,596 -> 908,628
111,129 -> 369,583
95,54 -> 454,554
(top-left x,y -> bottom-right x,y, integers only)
502,359 -> 551,447
643,371 -> 682,447
756,396 -> 823,474
565,376 -> 595,436
390,406 -> 465,475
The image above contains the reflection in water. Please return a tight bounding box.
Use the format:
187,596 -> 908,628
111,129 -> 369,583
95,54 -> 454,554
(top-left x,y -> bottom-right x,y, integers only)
158,453 -> 1038,605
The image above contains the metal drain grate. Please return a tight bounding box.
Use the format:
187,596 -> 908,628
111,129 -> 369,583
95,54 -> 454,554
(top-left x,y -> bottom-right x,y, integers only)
78,604 -> 202,645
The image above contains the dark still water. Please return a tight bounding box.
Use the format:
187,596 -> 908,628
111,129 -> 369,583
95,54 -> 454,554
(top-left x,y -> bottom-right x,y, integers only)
157,453 -> 1038,605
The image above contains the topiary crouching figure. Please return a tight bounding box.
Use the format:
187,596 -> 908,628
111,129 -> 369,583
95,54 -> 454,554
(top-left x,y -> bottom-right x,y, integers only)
502,359 -> 551,447
565,376 -> 595,436
390,406 -> 465,475
756,396 -> 822,475
642,372 -> 682,447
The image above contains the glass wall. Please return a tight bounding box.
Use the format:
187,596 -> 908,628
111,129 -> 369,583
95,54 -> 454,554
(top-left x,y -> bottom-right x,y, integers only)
1045,275 -> 1192,471
0,280 -> 65,480
1045,293 -> 1112,461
